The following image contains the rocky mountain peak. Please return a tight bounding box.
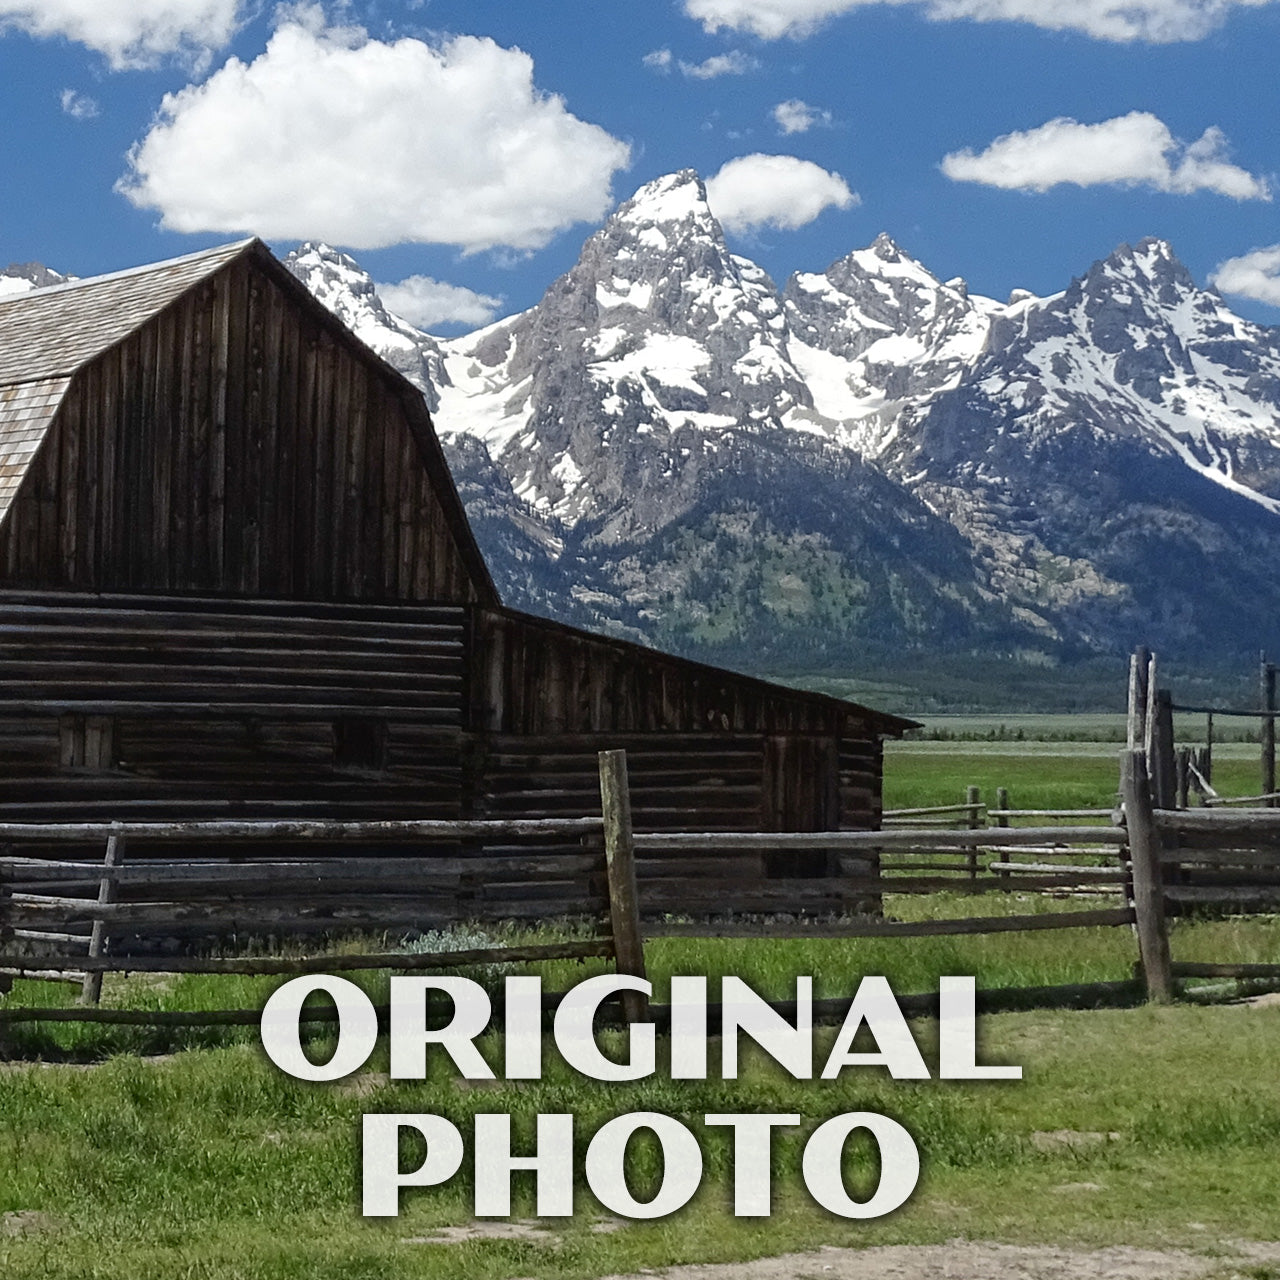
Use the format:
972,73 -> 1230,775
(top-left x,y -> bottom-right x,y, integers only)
283,241 -> 448,410
869,231 -> 907,260
614,169 -> 720,239
0,260 -> 72,297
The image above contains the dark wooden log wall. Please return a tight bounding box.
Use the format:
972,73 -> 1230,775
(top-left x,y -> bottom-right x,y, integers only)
470,607 -> 880,739
0,257 -> 480,603
466,607 -> 886,844
0,592 -> 465,823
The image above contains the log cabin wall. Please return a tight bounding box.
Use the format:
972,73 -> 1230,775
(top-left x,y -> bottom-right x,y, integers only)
0,254 -> 488,604
0,591 -> 465,824
465,606 -> 891,840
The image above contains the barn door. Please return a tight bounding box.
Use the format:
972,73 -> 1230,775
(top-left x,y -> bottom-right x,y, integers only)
762,734 -> 839,877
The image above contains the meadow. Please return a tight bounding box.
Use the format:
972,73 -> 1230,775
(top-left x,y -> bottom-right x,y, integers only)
0,717 -> 1277,1279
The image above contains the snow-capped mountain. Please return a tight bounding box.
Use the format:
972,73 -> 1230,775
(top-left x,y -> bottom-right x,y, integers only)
283,243 -> 449,412
435,171 -> 816,536
284,171 -> 1280,665
1,260 -> 71,297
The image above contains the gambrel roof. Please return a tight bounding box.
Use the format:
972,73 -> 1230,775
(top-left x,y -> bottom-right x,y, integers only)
0,239 -> 254,521
0,238 -> 497,603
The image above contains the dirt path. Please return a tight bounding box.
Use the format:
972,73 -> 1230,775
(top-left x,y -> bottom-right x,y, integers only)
588,1240 -> 1280,1280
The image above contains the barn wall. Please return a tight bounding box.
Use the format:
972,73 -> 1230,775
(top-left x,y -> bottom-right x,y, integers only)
466,607 -> 888,836
0,593 -> 465,822
0,257 -> 480,602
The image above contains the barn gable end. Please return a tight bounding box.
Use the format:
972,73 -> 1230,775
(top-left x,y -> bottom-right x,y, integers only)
0,241 -> 494,604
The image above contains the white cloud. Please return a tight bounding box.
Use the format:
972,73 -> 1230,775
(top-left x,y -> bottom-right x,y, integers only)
682,0 -> 1275,43
377,276 -> 504,330
643,47 -> 674,71
59,88 -> 100,119
705,153 -> 858,233
0,0 -> 241,68
940,112 -> 1271,200
1210,245 -> 1280,306
118,14 -> 631,253
679,50 -> 759,77
773,99 -> 830,134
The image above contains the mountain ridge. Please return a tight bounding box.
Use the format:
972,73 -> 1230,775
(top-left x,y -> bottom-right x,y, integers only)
280,171 -> 1280,667
12,175 -> 1280,672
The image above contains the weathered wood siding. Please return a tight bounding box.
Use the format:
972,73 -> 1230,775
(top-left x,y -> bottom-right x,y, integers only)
466,607 -> 886,839
0,592 -> 465,822
0,256 -> 482,603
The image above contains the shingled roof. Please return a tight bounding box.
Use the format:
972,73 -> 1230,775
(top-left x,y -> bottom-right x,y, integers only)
0,239 -> 255,520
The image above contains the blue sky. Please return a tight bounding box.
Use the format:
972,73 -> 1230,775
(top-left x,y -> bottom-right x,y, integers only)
1,0 -> 1278,330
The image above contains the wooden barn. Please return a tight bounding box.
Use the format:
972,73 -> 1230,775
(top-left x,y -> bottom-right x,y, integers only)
0,238 -> 911,872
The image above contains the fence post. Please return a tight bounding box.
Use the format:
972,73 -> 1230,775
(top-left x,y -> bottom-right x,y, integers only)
598,750 -> 648,1023
1120,750 -> 1174,1004
1261,656 -> 1275,806
0,858 -> 11,998
1150,690 -> 1177,811
1175,748 -> 1190,810
1127,646 -> 1150,749
995,787 -> 1010,878
79,829 -> 124,1007
965,785 -> 981,879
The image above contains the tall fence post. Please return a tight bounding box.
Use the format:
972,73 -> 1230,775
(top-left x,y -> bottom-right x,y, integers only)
1150,690 -> 1177,812
1261,656 -> 1276,807
1175,748 -> 1190,810
0,859 -> 11,998
598,750 -> 648,1023
1120,750 -> 1174,1004
79,829 -> 124,1007
1127,645 -> 1150,749
994,787 -> 1009,879
965,785 -> 981,879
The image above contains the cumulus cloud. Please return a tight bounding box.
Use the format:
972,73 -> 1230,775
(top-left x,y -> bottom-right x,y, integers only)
59,88 -> 100,119
0,0 -> 241,68
118,14 -> 632,253
705,153 -> 857,233
1210,245 -> 1280,306
642,47 -> 674,70
940,112 -> 1271,200
682,0 -> 1275,43
377,276 -> 503,330
773,99 -> 831,134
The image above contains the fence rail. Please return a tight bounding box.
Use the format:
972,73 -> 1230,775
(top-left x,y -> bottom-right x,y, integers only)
3,735 -> 1280,1034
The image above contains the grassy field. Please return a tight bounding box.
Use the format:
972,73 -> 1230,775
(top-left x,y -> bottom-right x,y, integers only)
885,737 -> 1266,812
1,717 -> 1277,1278
2,906 -> 1278,1279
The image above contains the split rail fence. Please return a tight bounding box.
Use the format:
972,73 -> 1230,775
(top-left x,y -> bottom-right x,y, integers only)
2,724 -> 1278,1033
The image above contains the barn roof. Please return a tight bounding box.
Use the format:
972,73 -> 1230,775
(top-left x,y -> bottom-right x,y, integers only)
0,238 -> 254,386
0,239 -> 256,523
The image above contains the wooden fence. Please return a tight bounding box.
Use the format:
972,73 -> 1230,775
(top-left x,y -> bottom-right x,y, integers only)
2,739 -> 1279,1032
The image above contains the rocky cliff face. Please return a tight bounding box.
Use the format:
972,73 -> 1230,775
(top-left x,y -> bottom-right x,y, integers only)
284,172 -> 1280,666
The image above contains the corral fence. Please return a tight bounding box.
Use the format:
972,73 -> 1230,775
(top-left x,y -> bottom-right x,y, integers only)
2,690 -> 1278,1034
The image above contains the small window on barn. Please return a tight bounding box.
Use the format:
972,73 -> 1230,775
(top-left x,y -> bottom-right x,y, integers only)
333,716 -> 388,774
59,714 -> 119,772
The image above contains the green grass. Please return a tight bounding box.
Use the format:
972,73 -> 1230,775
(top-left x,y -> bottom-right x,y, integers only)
1,720 -> 1277,1276
2,992 -> 1279,1278
885,735 -> 1268,811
